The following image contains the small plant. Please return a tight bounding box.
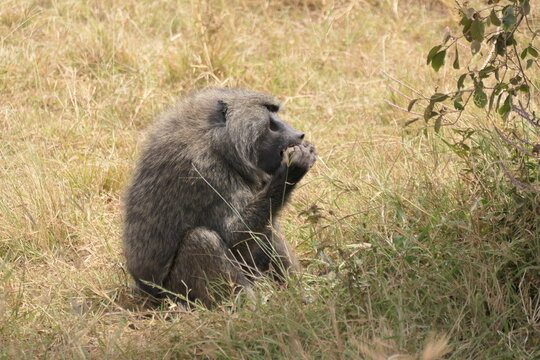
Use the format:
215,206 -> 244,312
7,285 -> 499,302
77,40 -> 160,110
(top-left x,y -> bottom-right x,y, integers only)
407,0 -> 539,192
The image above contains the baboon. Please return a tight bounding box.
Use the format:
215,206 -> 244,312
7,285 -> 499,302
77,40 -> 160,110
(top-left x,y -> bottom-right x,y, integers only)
123,88 -> 316,307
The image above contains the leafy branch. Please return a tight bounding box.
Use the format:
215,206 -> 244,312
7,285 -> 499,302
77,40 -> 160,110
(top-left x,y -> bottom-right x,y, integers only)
419,0 -> 537,121
389,0 -> 539,192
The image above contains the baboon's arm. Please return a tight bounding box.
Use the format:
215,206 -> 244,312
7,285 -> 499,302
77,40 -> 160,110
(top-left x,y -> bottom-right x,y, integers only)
226,173 -> 290,247
226,141 -> 316,247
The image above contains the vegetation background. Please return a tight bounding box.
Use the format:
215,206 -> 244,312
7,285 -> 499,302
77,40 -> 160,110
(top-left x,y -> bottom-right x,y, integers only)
1,0 -> 538,358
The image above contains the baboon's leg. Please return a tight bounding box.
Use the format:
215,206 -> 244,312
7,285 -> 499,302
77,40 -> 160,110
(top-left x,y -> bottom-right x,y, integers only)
164,228 -> 250,307
233,230 -> 301,281
269,231 -> 302,281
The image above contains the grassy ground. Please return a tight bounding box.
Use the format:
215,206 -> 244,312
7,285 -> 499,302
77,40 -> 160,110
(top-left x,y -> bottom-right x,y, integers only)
1,0 -> 538,358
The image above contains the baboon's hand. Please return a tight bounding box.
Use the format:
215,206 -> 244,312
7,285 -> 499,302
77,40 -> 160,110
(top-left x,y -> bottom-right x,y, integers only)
284,141 -> 316,183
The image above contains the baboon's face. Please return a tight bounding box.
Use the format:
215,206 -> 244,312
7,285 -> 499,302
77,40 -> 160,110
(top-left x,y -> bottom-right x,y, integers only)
212,93 -> 304,176
254,106 -> 305,175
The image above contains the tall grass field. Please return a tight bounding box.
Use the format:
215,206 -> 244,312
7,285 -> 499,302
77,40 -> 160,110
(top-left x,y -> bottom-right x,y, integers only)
1,0 -> 538,358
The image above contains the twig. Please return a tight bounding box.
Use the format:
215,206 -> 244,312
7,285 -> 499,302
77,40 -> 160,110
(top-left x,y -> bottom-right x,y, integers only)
493,125 -> 539,158
384,100 -> 422,116
387,84 -> 413,101
511,131 -> 535,147
381,71 -> 426,98
499,162 -> 540,194
514,102 -> 540,127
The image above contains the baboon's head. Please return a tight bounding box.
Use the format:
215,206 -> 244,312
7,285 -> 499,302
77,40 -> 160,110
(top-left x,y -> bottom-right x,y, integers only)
204,89 -> 305,176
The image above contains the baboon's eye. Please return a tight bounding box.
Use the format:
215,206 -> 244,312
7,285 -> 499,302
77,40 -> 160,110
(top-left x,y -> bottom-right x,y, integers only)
216,100 -> 228,124
264,104 -> 279,113
269,118 -> 279,132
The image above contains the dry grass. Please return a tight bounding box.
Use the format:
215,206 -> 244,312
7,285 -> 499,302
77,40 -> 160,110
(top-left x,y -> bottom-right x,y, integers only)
1,0 -> 538,358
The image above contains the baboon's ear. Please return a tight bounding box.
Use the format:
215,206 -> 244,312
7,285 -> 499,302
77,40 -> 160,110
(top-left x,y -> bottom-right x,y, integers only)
215,100 -> 228,124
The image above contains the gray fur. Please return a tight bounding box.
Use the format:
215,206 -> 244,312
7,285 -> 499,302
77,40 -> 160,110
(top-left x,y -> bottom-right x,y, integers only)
123,88 -> 316,307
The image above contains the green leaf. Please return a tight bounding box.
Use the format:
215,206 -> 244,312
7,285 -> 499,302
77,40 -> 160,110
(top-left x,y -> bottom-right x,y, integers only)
453,47 -> 460,69
509,75 -> 521,85
457,73 -> 467,89
424,103 -> 435,122
454,94 -> 464,110
431,50 -> 446,72
488,88 -> 496,112
498,94 -> 512,119
470,19 -> 485,41
427,45 -> 442,65
404,118 -> 420,126
495,93 -> 503,111
461,17 -> 473,42
434,115 -> 443,133
502,6 -> 516,30
471,40 -> 481,55
495,34 -> 506,56
430,93 -> 449,103
521,48 -> 528,59
489,9 -> 501,26
528,46 -> 539,58
519,84 -> 530,93
407,98 -> 418,112
454,102 -> 465,111
479,65 -> 496,79
506,34 -> 517,47
526,59 -> 534,69
473,87 -> 488,108
494,82 -> 508,95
